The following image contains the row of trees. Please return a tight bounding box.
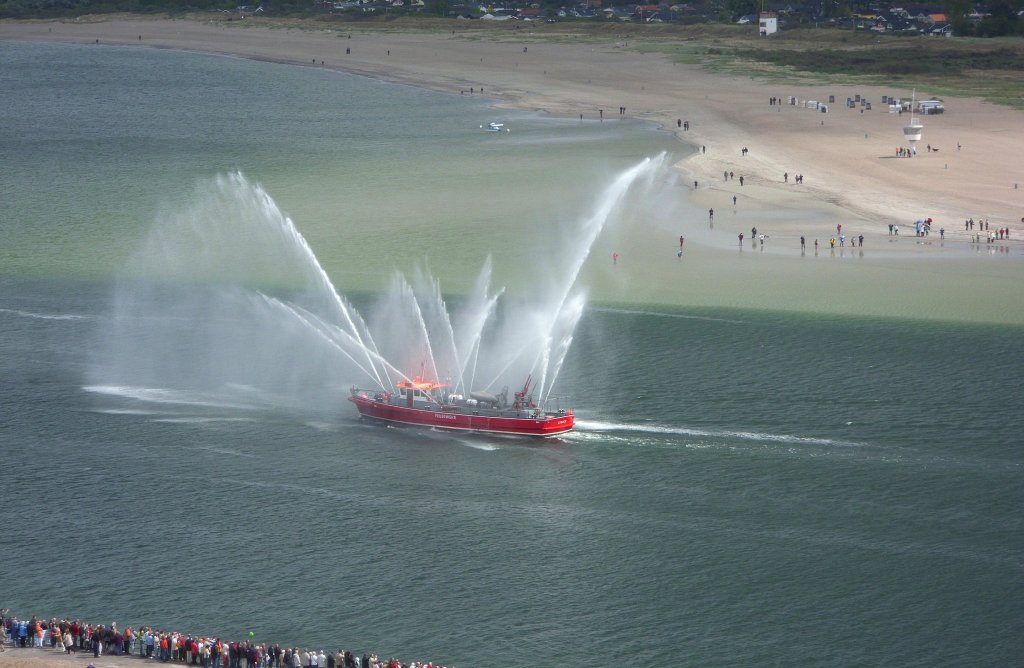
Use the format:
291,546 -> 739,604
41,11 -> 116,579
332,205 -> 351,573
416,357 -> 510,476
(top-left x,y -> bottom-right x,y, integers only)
0,0 -> 318,17
945,0 -> 1024,36
1,0 -> 1022,35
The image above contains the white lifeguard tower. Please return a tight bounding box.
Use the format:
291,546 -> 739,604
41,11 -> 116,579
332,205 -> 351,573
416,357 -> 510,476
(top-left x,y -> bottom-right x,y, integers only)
902,89 -> 924,156
759,11 -> 778,35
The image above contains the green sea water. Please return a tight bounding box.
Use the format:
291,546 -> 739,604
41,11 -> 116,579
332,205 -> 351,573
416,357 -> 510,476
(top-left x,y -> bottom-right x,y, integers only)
1,40 -> 1022,667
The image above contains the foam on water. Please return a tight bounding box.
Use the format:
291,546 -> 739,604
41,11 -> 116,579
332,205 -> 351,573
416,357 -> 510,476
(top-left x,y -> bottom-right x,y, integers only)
459,440 -> 501,451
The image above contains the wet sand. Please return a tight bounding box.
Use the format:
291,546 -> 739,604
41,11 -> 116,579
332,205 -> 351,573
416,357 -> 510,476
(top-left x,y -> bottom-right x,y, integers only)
2,16 -> 1023,322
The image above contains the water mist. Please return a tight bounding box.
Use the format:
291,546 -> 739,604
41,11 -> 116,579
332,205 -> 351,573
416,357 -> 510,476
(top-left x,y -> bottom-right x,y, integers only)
90,156 -> 668,416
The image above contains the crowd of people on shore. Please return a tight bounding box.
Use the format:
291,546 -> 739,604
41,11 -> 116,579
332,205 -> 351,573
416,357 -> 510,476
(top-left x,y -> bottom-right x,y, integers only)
0,610 -> 453,668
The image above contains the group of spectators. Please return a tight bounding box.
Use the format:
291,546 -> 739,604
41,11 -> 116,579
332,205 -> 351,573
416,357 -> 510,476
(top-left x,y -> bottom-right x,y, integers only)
0,610 -> 453,668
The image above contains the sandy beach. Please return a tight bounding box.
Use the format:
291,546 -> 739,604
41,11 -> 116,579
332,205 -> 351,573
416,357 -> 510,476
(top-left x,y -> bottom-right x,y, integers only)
3,15 -> 1024,322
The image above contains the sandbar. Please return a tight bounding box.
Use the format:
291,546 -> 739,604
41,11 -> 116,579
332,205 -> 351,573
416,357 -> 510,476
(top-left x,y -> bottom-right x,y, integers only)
2,16 -> 1022,323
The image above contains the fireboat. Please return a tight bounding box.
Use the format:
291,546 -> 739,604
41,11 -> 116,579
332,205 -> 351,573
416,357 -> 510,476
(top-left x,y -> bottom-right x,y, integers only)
349,375 -> 573,437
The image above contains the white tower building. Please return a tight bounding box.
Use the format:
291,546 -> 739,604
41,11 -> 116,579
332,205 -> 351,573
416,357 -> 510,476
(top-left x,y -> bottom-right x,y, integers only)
759,11 -> 778,35
902,89 -> 924,156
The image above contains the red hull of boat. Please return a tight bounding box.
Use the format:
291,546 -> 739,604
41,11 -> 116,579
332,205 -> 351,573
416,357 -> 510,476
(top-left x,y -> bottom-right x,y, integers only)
349,395 -> 573,437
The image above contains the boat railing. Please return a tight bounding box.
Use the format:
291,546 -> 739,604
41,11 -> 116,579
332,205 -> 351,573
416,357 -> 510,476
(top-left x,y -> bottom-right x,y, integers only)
540,395 -> 571,414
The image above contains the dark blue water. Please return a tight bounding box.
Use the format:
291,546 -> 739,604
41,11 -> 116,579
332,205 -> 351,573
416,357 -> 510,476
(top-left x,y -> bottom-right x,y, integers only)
2,277 -> 1021,666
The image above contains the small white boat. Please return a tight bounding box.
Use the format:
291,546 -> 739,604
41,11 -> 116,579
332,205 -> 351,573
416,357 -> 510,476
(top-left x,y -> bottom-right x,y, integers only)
481,122 -> 509,132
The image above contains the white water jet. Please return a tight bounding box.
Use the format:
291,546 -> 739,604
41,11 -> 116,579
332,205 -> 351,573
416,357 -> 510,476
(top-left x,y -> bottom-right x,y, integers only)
92,157 -> 669,415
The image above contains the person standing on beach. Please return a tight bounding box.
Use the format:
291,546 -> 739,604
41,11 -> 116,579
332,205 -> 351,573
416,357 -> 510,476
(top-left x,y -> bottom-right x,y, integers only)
679,236 -> 685,248
739,233 -> 744,246
709,208 -> 714,222
800,236 -> 805,249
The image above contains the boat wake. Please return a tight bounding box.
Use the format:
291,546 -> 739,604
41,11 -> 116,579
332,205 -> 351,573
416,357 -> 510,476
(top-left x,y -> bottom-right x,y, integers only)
84,384 -> 264,411
586,306 -> 750,325
151,416 -> 257,424
1,308 -> 89,321
575,419 -> 862,448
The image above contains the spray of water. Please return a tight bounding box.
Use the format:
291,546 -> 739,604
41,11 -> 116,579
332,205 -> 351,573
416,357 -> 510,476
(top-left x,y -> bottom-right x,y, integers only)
91,156 -> 668,414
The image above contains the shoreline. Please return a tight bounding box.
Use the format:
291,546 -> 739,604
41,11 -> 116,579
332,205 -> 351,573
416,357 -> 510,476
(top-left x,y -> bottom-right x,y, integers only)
0,629 -> 439,668
2,16 -> 1022,246
3,15 -> 1024,325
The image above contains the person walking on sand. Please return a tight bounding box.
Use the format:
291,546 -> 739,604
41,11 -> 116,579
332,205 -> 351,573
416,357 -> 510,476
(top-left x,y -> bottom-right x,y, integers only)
739,233 -> 744,246
680,235 -> 685,248
800,236 -> 805,249
612,252 -> 619,265
709,208 -> 714,222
